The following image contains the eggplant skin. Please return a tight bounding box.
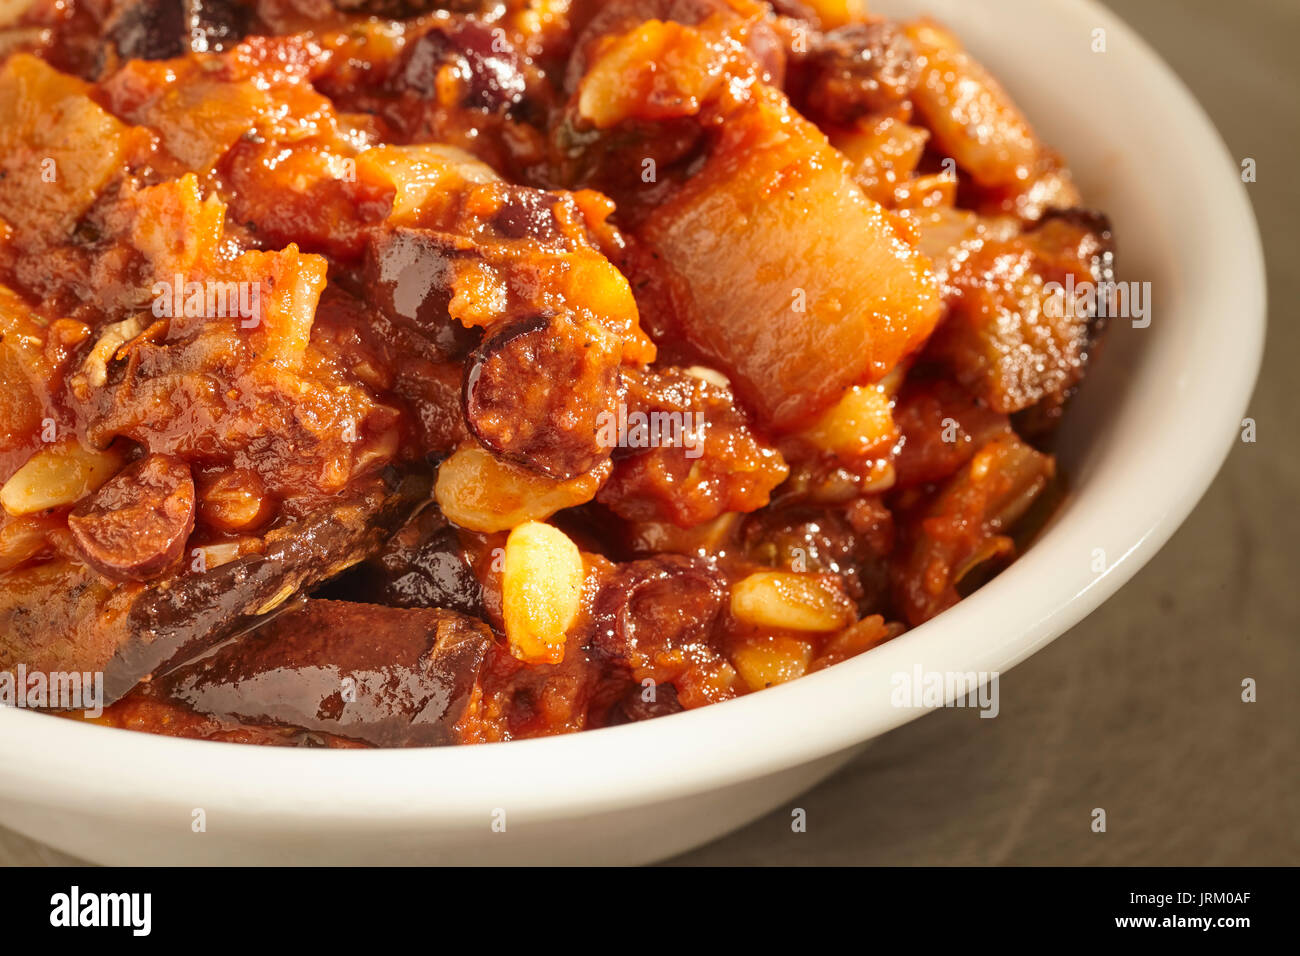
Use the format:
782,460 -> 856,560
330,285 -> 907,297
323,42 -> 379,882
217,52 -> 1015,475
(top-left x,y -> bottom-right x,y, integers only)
0,468 -> 431,706
149,600 -> 492,747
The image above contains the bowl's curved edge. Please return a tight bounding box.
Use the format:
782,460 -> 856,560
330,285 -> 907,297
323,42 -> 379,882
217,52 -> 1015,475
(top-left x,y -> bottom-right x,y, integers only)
0,0 -> 1269,846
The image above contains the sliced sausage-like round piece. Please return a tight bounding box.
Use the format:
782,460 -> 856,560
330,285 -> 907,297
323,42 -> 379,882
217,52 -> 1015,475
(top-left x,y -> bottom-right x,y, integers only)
67,453 -> 195,581
463,312 -> 621,480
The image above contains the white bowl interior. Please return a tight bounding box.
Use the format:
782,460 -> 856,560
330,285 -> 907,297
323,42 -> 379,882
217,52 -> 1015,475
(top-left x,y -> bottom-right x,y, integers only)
0,0 -> 1266,863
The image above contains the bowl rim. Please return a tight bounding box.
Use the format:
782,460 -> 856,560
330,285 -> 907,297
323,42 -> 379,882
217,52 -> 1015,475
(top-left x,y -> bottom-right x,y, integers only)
0,0 -> 1267,827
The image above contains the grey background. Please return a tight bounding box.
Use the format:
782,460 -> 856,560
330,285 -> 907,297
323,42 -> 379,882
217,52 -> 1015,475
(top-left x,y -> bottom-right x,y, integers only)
3,0 -> 1296,866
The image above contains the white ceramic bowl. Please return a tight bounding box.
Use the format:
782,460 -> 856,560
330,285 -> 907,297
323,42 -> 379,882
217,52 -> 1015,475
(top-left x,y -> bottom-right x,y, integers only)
0,0 -> 1265,865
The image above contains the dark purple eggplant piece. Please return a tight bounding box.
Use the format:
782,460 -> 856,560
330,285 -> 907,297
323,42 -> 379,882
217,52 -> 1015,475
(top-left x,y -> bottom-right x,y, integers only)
0,468 -> 431,705
331,0 -> 479,19
151,599 -> 492,747
103,0 -> 250,62
393,19 -> 528,113
363,228 -> 483,359
463,312 -> 621,480
322,505 -> 485,616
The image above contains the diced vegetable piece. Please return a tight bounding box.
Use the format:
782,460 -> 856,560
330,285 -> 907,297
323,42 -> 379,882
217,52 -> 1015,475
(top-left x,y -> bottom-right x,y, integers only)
355,143 -> 499,224
808,615 -> 900,672
730,571 -> 856,632
0,513 -> 56,572
893,434 -> 1054,625
128,174 -> 227,280
802,0 -> 870,28
904,19 -> 1041,189
639,87 -> 942,430
576,19 -> 723,129
927,212 -> 1112,414
831,116 -> 930,205
502,521 -> 584,664
0,336 -> 43,462
0,282 -> 58,474
0,54 -> 136,234
892,172 -> 957,211
112,61 -> 271,172
220,243 -> 328,371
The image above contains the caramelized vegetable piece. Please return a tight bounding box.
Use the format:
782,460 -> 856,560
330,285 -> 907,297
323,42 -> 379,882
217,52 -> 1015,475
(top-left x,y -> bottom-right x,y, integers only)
0,54 -> 136,236
143,599 -> 493,747
797,0 -> 870,28
832,116 -> 931,206
808,614 -> 900,672
0,513 -> 57,573
893,434 -> 1055,625
904,19 -> 1041,189
102,0 -> 249,64
464,312 -> 621,479
68,453 -> 195,581
0,470 -> 430,704
639,87 -> 942,430
927,211 -> 1113,414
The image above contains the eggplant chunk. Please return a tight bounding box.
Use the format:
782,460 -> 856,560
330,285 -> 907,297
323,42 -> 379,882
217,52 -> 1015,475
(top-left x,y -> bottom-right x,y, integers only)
319,503 -> 484,615
103,0 -> 250,63
364,227 -> 484,358
331,0 -> 479,20
150,600 -> 492,747
926,209 -> 1114,415
0,469 -> 430,705
463,312 -> 621,480
393,18 -> 528,113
